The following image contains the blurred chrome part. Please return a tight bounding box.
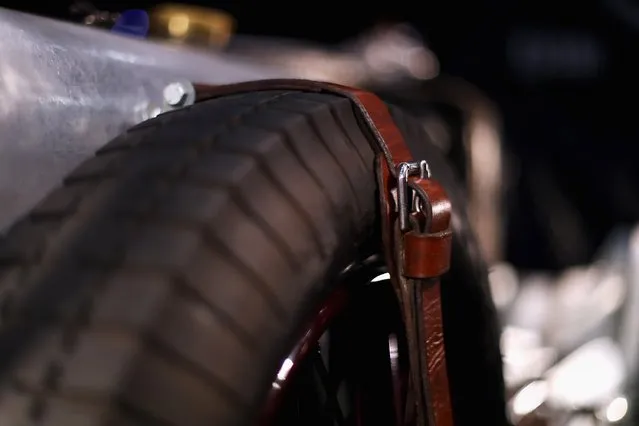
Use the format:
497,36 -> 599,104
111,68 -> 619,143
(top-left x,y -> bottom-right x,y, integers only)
420,114 -> 453,153
501,326 -> 557,387
227,24 -> 439,87
510,380 -> 549,420
0,7 -> 284,232
597,396 -> 629,423
227,35 -> 365,84
507,273 -> 555,332
549,266 -> 625,352
499,225 -> 639,426
564,413 -> 599,426
344,24 -> 440,83
501,327 -> 557,388
489,262 -> 519,309
502,229 -> 630,357
418,77 -> 505,264
505,338 -> 627,425
619,226 -> 639,379
546,338 -> 624,409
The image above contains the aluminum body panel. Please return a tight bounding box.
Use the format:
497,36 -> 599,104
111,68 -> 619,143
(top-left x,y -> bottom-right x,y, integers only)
0,8 -> 283,230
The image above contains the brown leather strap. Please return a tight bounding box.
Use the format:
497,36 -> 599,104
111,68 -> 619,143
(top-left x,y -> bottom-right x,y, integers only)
195,79 -> 454,426
404,179 -> 454,426
418,277 -> 453,426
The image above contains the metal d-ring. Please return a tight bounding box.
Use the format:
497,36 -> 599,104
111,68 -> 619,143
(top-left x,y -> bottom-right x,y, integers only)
397,160 -> 431,232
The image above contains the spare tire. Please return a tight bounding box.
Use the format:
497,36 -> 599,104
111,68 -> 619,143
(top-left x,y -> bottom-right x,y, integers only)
0,90 -> 506,425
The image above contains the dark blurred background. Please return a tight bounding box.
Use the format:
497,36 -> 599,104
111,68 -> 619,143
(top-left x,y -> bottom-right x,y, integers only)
6,0 -> 639,271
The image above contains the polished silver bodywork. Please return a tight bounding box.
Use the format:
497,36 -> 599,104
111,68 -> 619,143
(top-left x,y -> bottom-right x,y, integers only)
0,7 -> 281,231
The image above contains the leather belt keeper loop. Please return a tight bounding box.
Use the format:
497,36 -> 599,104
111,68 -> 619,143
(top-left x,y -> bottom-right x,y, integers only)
402,177 -> 453,279
403,230 -> 452,278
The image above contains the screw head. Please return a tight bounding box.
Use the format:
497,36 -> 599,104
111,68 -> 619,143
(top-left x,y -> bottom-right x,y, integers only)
163,82 -> 188,107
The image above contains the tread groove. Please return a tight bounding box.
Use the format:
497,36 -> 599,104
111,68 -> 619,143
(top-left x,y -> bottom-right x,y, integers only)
171,275 -> 259,350
228,195 -> 301,271
200,228 -> 289,320
297,96 -> 372,169
205,142 -> 328,258
24,273 -> 109,423
244,122 -> 340,216
329,103 -> 376,167
271,104 -> 365,217
76,216 -> 291,323
142,336 -> 248,408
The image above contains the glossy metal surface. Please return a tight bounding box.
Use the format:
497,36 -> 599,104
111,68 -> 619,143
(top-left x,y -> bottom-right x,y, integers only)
418,77 -> 505,264
227,25 -> 439,87
496,226 -> 639,425
0,7 -> 281,231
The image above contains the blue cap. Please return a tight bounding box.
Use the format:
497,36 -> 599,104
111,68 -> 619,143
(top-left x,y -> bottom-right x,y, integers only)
111,9 -> 150,38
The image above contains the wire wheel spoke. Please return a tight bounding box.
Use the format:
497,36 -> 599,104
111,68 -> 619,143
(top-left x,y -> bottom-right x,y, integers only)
312,344 -> 346,425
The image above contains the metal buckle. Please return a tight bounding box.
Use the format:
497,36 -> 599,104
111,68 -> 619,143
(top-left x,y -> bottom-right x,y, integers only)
397,160 -> 431,232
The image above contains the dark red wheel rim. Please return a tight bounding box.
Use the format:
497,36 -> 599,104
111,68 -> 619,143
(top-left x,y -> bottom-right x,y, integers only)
261,263 -> 415,426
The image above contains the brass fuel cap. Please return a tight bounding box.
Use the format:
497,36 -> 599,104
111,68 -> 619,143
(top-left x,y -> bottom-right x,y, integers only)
150,3 -> 235,47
